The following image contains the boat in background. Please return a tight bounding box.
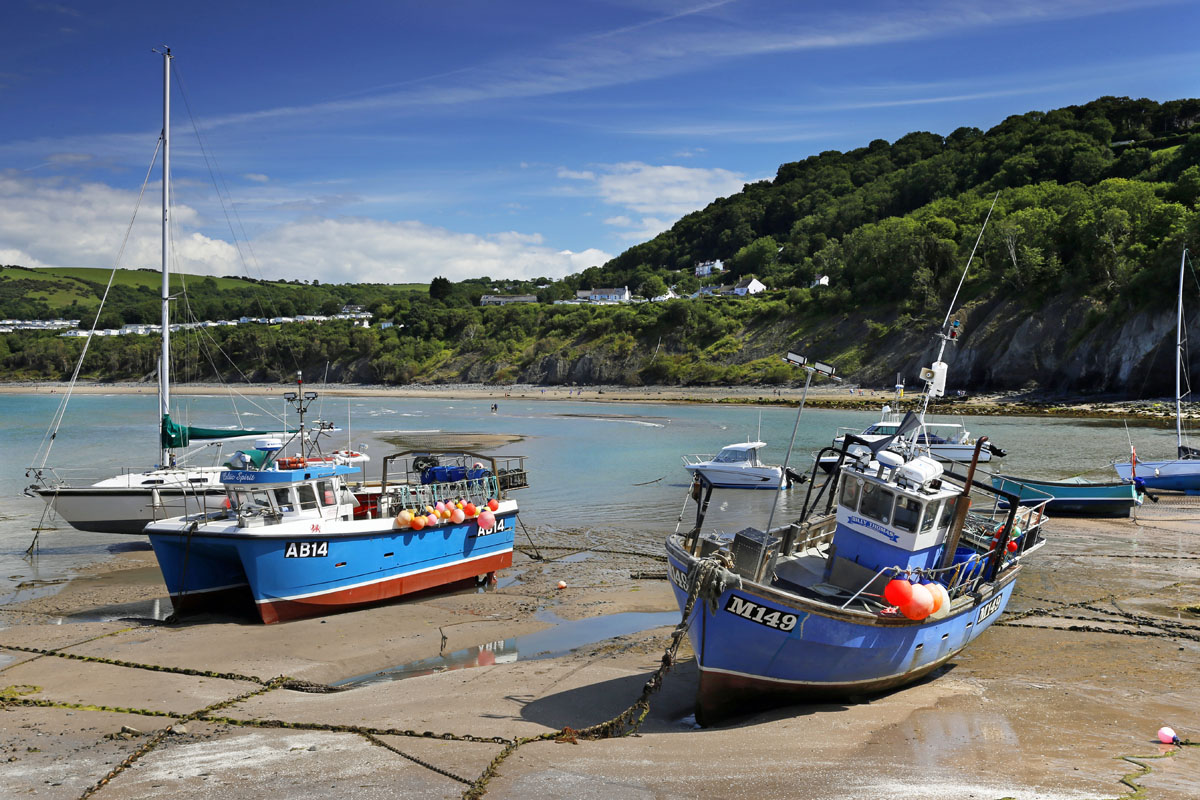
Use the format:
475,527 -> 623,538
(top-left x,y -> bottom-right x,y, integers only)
144,391 -> 529,624
1113,248 -> 1200,493
817,405 -> 1005,472
24,50 -> 353,534
682,441 -> 786,489
991,474 -> 1142,518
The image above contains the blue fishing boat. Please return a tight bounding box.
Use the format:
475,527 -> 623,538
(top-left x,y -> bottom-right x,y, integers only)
144,393 -> 528,623
667,424 -> 1047,723
665,210 -> 1050,723
991,474 -> 1142,518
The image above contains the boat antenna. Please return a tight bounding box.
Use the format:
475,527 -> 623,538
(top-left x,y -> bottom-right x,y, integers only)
758,353 -> 838,579
918,191 -> 1001,423
283,371 -> 317,458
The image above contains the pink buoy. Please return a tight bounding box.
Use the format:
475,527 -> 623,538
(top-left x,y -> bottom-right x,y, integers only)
426,513 -> 439,527
1158,726 -> 1178,744
477,510 -> 496,529
900,583 -> 934,620
450,507 -> 465,524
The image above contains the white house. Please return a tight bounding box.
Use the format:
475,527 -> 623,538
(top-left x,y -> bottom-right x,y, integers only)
810,275 -> 830,288
579,286 -> 631,303
732,277 -> 766,296
695,259 -> 724,278
651,288 -> 679,302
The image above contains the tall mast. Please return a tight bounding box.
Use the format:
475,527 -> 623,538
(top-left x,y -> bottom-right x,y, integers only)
159,47 -> 172,464
1177,248 -> 1187,451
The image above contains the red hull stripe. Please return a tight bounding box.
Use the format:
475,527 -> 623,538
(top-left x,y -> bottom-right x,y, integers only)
256,550 -> 513,624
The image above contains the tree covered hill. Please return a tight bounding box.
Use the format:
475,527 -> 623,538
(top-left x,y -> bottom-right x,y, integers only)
592,96 -> 1200,315
3,95 -> 1199,397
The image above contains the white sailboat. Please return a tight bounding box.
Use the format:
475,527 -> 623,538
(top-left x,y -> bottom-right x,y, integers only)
1113,248 -> 1200,493
25,49 -> 357,534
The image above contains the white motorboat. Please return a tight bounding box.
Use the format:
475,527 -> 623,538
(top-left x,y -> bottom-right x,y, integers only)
682,441 -> 786,489
817,406 -> 1004,472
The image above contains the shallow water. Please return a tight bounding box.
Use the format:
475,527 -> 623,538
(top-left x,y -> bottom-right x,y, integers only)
334,609 -> 680,688
0,390 -> 1189,599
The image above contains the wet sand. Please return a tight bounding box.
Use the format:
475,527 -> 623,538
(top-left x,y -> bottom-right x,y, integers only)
3,501 -> 1199,799
2,380 -> 1195,420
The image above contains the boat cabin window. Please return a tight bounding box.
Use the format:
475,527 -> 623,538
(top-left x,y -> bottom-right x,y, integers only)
272,488 -> 293,512
858,482 -> 893,524
296,483 -> 319,511
868,425 -> 899,436
893,495 -> 922,532
921,499 -> 943,532
840,477 -> 862,510
239,490 -> 273,512
713,449 -> 750,464
317,480 -> 336,506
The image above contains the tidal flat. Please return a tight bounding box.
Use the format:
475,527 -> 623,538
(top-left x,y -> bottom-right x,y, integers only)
2,499 -> 1199,800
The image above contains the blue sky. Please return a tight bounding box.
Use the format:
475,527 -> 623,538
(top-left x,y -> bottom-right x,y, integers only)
1,0 -> 1197,285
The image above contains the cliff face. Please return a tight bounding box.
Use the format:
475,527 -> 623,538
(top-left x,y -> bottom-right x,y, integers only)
435,298 -> 1199,398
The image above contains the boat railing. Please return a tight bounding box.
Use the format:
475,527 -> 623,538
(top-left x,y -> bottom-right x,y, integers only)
376,475 -> 500,519
681,453 -> 716,467
380,450 -> 529,496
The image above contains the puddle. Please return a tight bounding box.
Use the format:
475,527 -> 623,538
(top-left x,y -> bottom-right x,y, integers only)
335,609 -> 679,688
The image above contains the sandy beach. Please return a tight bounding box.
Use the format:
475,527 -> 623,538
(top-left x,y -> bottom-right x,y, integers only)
2,380 -> 1196,421
2,497 -> 1199,799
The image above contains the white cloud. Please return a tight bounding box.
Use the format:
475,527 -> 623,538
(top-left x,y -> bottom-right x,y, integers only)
0,172 -> 610,284
250,219 -> 609,283
563,161 -> 748,240
244,173 -> 270,183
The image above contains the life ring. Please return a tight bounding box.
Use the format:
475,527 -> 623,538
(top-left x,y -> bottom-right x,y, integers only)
473,461 -> 484,469
277,457 -> 305,470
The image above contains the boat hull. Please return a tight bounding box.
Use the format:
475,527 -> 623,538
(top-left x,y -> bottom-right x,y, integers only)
683,465 -> 785,489
665,538 -> 1017,724
147,506 -> 516,623
992,475 -> 1141,517
1113,460 -> 1200,493
31,483 -> 226,534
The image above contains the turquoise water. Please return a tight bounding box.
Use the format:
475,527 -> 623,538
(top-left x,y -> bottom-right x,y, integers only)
0,390 -> 1184,604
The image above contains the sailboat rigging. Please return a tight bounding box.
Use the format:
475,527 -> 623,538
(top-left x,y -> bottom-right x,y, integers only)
25,49 -> 353,534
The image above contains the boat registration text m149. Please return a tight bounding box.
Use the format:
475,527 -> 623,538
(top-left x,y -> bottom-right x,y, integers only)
976,593 -> 1003,623
724,594 -> 799,631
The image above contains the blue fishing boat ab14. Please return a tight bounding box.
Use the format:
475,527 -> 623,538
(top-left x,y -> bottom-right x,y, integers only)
144,398 -> 529,624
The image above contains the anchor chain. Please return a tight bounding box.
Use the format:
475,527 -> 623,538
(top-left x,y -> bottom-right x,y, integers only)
77,676 -> 287,799
360,731 -> 474,785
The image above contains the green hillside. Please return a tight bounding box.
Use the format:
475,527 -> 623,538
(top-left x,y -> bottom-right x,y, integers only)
3,95 -> 1199,396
